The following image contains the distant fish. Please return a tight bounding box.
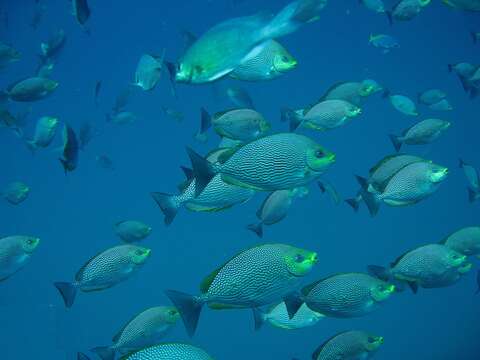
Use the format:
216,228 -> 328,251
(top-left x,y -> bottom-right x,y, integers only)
226,86 -> 255,109
59,124 -> 79,174
360,0 -> 386,13
72,0 -> 91,29
106,111 -> 136,125
94,80 -> 101,106
459,159 -> 480,203
383,91 -> 418,116
26,116 -> 59,153
0,42 -> 21,69
161,106 -> 184,122
0,236 -> 40,282
112,88 -> 132,114
1,77 -> 58,102
388,118 -> 450,152
428,98 -> 453,111
318,179 -> 342,205
369,33 -> 399,53
133,51 -> 165,91
2,181 -> 30,205
96,154 -> 114,170
40,29 -> 66,62
386,0 -> 431,25
114,220 -> 152,243
417,89 -> 447,105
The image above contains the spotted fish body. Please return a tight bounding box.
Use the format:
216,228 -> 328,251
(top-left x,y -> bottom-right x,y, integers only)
211,108 -> 270,141
6,77 -> 58,102
215,133 -> 335,191
0,236 -> 40,281
319,80 -> 382,106
391,244 -> 470,288
301,273 -> 394,318
121,343 -> 214,360
389,0 -> 430,22
442,226 -> 480,257
297,99 -> 361,131
313,330 -> 384,360
2,181 -> 30,205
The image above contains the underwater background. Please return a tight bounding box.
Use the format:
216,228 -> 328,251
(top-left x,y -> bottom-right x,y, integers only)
1,0 -> 480,359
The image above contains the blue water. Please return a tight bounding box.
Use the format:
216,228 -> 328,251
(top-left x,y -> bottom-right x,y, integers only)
1,0 -> 479,359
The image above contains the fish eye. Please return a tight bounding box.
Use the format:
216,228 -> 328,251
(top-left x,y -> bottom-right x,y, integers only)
367,337 -> 376,344
135,249 -> 145,256
194,65 -> 204,74
281,55 -> 289,63
315,149 -> 324,158
294,254 -> 305,263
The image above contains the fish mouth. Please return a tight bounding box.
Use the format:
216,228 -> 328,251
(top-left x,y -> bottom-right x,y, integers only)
457,262 -> 472,274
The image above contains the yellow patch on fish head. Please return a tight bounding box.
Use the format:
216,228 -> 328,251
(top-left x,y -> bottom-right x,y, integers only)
285,248 -> 318,277
429,165 -> 448,183
371,282 -> 395,302
365,335 -> 384,351
273,52 -> 297,73
131,247 -> 151,265
22,237 -> 40,254
306,145 -> 336,173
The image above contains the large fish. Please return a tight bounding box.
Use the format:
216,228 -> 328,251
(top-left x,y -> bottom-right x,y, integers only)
166,243 -> 318,336
120,343 -> 214,360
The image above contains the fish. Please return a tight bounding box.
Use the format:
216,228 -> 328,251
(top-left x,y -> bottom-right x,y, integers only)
106,111 -> 137,124
389,118 -> 450,152
428,99 -> 453,111
442,0 -> 480,11
441,227 -> 480,257
166,243 -> 318,337
252,302 -> 323,330
284,99 -> 361,131
417,89 -> 447,105
78,121 -> 96,150
174,0 -> 326,83
200,108 -> 270,142
1,77 -> 58,102
112,88 -> 132,114
152,155 -> 255,225
368,244 -> 472,293
94,80 -> 101,106
0,236 -> 40,281
161,107 -> 184,122
311,331 -> 384,360
114,220 -> 152,243
471,31 -> 480,43
119,343 -> 214,360
96,154 -> 114,170
0,107 -> 30,136
369,34 -> 400,53
384,91 -> 418,116
318,79 -> 383,106
387,0 -> 431,25
229,39 -> 297,81
26,116 -> 59,152
40,29 -> 66,62
186,133 -> 336,195
357,161 -> 448,216
91,306 -> 179,360
54,244 -> 151,308
2,181 -> 30,205
72,0 -> 91,27
286,273 -> 395,318
36,61 -> 55,78
448,62 -> 479,95
226,87 -> 255,109
459,159 -> 480,202
0,42 -> 21,68
133,52 -> 165,91
247,188 -> 308,238
30,2 -> 46,30
360,0 -> 386,13
59,124 -> 79,174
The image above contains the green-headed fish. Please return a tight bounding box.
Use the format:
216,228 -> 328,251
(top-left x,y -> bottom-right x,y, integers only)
2,181 -> 30,205
311,330 -> 384,360
186,133 -> 336,195
166,243 -> 318,337
0,235 -> 40,281
389,118 -> 450,152
441,226 -> 480,257
91,306 -> 179,360
119,343 -> 214,360
54,244 -> 151,308
368,244 -> 472,293
114,220 -> 152,243
252,302 -> 323,330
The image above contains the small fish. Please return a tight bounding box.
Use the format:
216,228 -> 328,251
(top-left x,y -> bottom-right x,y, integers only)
2,181 -> 30,205
186,133 -> 336,195
441,226 -> 480,257
166,244 -> 318,337
442,0 -> 480,12
120,343 -> 214,360
253,302 -> 323,330
387,0 -> 431,25
311,331 -> 384,360
226,87 -> 255,109
94,80 -> 101,106
2,77 -> 58,102
429,99 -> 453,111
72,0 -> 91,27
286,273 -> 395,318
40,29 -> 66,61
106,111 -> 137,125
114,220 -> 152,243
0,42 -> 21,68
369,34 -> 399,53
200,108 -> 270,142
471,31 -> 480,44
161,107 -> 184,122
54,244 -> 151,308
448,62 -> 479,96
0,107 -> 30,136
133,52 -> 165,91
384,91 -> 418,116
229,39 -> 297,81
459,159 -> 480,202
78,121 -> 96,150
0,236 -> 40,281
368,244 -> 471,293
360,0 -> 386,13
96,154 -> 114,170
318,79 -> 383,106
284,99 -> 361,131
112,88 -> 132,113
389,118 -> 450,151
357,161 -> 448,216
247,188 -> 308,238
91,306 -> 179,360
26,116 -> 59,152
59,124 -> 79,174
417,89 -> 447,105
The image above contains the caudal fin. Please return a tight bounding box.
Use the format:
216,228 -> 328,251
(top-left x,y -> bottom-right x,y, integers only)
283,292 -> 303,319
151,192 -> 179,226
186,147 -> 216,196
54,282 -> 77,308
90,346 -> 115,360
281,108 -> 303,131
165,290 -> 203,337
247,223 -> 263,238
355,175 -> 380,217
389,134 -> 402,152
199,107 -> 212,134
468,188 -> 479,203
345,197 -> 360,212
252,308 -> 266,330
77,352 -> 90,360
